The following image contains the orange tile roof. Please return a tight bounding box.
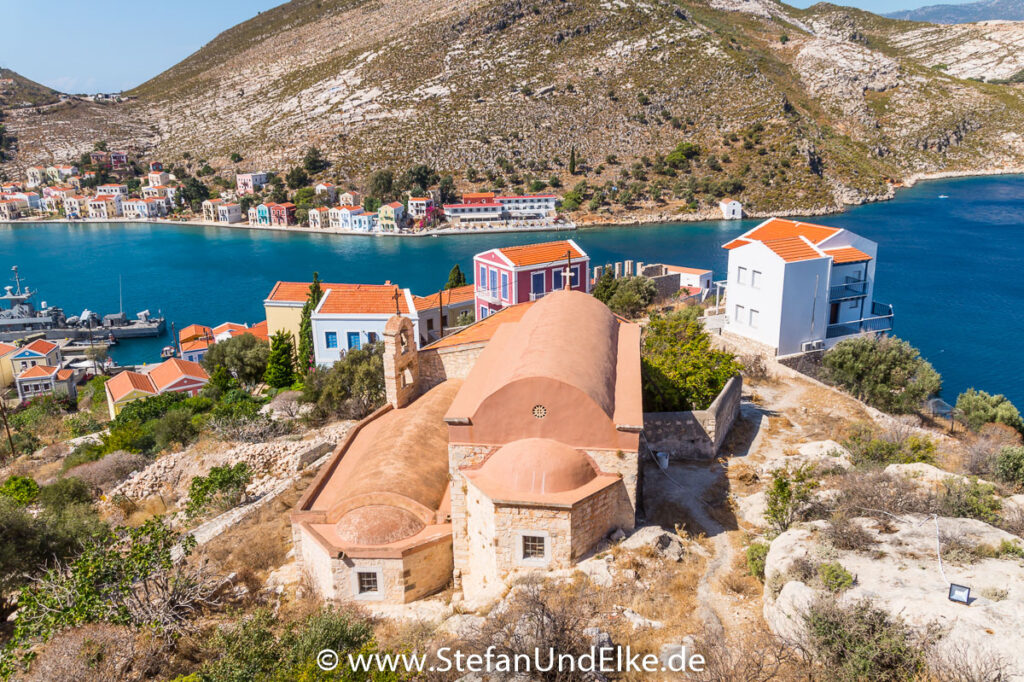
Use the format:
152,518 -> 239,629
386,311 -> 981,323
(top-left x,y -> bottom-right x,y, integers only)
56,369 -> 75,381
761,237 -> 824,263
0,342 -> 17,356
18,364 -> 59,379
823,246 -> 872,264
21,339 -> 58,355
248,320 -> 270,341
317,284 -> 410,315
424,302 -> 535,349
179,324 -> 212,342
149,357 -> 209,391
412,284 -> 476,311
266,281 -> 358,303
744,218 -> 840,245
212,322 -> 247,335
463,192 -> 495,200
105,370 -> 157,403
495,240 -> 585,267
180,339 -> 210,353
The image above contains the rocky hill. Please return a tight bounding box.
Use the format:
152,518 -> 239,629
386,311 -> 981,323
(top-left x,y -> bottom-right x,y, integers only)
0,68 -> 61,108
887,0 -> 1024,24
5,0 -> 1024,216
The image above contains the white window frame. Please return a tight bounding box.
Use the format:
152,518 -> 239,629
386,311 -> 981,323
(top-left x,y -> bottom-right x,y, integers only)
736,266 -> 748,285
750,270 -> 761,289
514,529 -> 551,567
734,304 -> 745,324
351,568 -> 384,601
749,308 -> 759,329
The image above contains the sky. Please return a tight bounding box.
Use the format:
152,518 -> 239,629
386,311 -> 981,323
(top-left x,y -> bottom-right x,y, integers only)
0,0 -> 978,94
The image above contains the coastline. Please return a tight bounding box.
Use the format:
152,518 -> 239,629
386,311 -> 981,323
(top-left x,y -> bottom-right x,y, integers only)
3,167 -> 1023,234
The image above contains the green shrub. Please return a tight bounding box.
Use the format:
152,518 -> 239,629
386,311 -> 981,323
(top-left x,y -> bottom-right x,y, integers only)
746,542 -> 769,580
152,408 -> 199,451
803,597 -> 926,682
938,477 -> 1002,524
37,477 -> 92,511
842,423 -> 936,467
64,412 -> 102,437
0,476 -> 40,505
186,462 -> 252,518
301,344 -> 385,423
818,561 -> 854,592
994,446 -> 1024,486
823,336 -> 941,414
764,466 -> 819,536
955,389 -> 1024,433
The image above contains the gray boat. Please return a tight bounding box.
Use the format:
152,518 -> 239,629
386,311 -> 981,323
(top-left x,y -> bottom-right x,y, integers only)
0,266 -> 166,343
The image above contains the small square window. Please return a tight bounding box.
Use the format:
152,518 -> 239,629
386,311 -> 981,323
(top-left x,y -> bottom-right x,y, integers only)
751,270 -> 761,288
749,309 -> 759,328
357,572 -> 378,594
736,266 -> 748,285
325,331 -> 338,349
522,535 -> 546,560
734,304 -> 745,323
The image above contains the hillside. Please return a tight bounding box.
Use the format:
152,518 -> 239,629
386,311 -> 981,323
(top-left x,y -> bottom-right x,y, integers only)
5,0 -> 1024,217
886,0 -> 1024,24
0,67 -> 61,108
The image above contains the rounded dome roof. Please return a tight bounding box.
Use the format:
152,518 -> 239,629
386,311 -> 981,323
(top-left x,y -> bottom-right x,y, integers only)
475,438 -> 597,495
335,505 -> 425,546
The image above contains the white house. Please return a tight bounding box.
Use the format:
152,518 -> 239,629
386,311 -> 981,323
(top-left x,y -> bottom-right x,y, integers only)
351,212 -> 377,232
148,170 -> 170,187
314,183 -> 337,202
327,205 -> 363,231
407,196 -> 434,219
96,183 -> 129,198
308,206 -> 330,229
497,194 -> 558,218
722,218 -> 893,356
311,283 -> 419,366
719,199 -> 742,220
338,190 -> 361,207
216,202 -> 243,224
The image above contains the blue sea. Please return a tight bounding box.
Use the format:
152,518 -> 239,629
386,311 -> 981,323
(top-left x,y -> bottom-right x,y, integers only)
2,175 -> 1022,405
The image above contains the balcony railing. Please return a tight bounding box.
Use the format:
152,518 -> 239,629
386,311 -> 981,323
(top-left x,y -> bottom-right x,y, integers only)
826,302 -> 894,339
529,291 -> 548,301
475,287 -> 500,304
829,279 -> 868,301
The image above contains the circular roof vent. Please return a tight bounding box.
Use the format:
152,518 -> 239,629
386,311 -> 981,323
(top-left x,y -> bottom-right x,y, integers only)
532,404 -> 548,419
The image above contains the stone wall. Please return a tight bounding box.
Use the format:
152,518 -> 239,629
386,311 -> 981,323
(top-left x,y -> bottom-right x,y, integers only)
402,537 -> 454,602
570,483 -> 635,559
643,375 -> 742,460
585,447 -> 640,512
418,343 -> 486,389
383,315 -> 419,408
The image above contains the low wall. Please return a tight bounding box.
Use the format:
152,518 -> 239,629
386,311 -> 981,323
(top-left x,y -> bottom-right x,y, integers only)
643,375 -> 742,460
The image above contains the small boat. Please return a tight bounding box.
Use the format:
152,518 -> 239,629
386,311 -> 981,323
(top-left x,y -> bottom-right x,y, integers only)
107,332 -> 118,345
938,194 -> 949,199
160,345 -> 177,359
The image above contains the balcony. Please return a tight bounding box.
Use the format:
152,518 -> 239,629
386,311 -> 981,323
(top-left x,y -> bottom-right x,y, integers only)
829,279 -> 868,301
529,291 -> 548,301
826,302 -> 894,339
475,287 -> 501,304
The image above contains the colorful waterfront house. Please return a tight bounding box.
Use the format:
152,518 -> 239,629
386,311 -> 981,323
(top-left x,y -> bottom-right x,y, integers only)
9,192 -> 41,210
109,151 -> 129,171
201,198 -> 224,222
96,183 -> 128,198
351,211 -> 377,232
236,172 -> 268,195
411,284 -> 476,345
179,324 -> 213,344
328,204 -> 362,230
62,195 -> 89,218
122,198 -> 146,219
148,170 -> 170,187
9,339 -> 64,376
88,195 -> 121,219
217,202 -> 243,224
310,283 -> 419,366
265,279 -> 391,344
141,185 -> 163,199
40,196 -> 62,214
443,200 -> 503,227
255,203 -> 272,225
180,339 -> 210,364
162,185 -> 180,204
722,218 -> 893,355
248,206 -> 258,225
407,196 -> 434,219
473,239 -> 590,319
496,194 -> 558,219
16,365 -> 78,402
338,190 -> 361,206
25,166 -> 45,188
270,202 -> 296,226
104,358 -> 209,419
0,200 -> 22,220
0,342 -> 18,387
314,182 -> 337,202
143,196 -> 169,217
308,206 -> 330,229
378,201 -> 405,232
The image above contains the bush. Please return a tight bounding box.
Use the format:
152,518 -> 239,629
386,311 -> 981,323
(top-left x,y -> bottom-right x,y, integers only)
842,422 -> 935,467
803,596 -> 927,682
65,412 -> 102,437
938,477 -> 1001,523
202,332 -> 269,390
764,466 -> 818,535
995,446 -> 1024,486
818,561 -> 854,592
301,344 -> 385,423
264,330 -> 296,389
823,336 -> 941,414
114,391 -> 186,427
152,407 -> 199,451
186,462 -> 252,518
746,542 -> 769,580
641,310 -> 743,411
832,470 -> 936,519
0,475 -> 40,505
605,276 -> 657,318
955,389 -> 1024,433
823,513 -> 877,552
66,452 -> 148,491
37,477 -> 92,511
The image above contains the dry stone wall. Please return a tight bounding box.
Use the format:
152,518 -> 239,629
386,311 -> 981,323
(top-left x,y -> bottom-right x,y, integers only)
643,375 -> 742,460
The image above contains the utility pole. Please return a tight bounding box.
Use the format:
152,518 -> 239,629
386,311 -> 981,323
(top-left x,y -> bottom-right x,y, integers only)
0,396 -> 15,462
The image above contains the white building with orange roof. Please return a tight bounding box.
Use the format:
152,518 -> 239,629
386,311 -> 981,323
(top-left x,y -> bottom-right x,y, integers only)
16,365 -> 78,402
201,198 -> 224,222
719,198 -> 742,220
311,283 -> 419,365
722,217 -> 893,356
407,196 -> 434,219
147,170 -> 170,187
62,195 -> 89,219
0,199 -> 22,220
96,183 -> 128,198
327,204 -> 363,231
25,166 -> 45,188
314,182 -> 336,202
307,206 -> 329,229
472,239 -> 590,318
88,195 -> 121,219
337,190 -> 361,206
104,358 -> 209,418
216,202 -> 242,224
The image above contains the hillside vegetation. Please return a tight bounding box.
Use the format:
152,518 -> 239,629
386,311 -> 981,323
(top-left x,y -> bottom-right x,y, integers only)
0,68 -> 60,108
5,0 -> 1024,216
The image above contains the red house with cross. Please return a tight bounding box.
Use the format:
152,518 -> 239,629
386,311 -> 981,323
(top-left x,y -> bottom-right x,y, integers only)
472,239 -> 590,319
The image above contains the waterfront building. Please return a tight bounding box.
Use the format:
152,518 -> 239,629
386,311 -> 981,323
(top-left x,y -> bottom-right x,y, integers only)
719,198 -> 742,220
8,339 -> 63,375
473,239 -> 590,319
96,183 -> 128,198
40,196 -> 62,214
202,198 -> 224,222
290,290 -> 642,604
407,196 -> 434,219
122,198 -> 146,219
307,206 -> 329,229
25,166 -> 45,188
104,358 -> 209,419
0,199 -> 22,220
248,206 -> 258,225
0,343 -> 17,386
88,195 -> 121,219
351,212 -> 377,232
16,365 -> 78,402
722,218 -> 894,356
328,205 -> 363,230
310,283 -> 419,366
314,182 -> 337,202
217,202 -> 243,224
270,202 -> 297,226
255,203 -> 272,225
144,196 -> 169,216
443,200 -> 503,226
338,190 -> 360,206
496,194 -> 558,218
411,284 -> 475,346
378,201 -> 405,232
236,172 -> 268,195
62,195 -> 89,218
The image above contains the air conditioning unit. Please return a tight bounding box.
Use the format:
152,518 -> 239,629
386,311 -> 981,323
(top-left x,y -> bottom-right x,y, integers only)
801,340 -> 824,352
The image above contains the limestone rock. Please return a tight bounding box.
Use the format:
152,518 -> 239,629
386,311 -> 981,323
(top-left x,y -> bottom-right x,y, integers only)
738,490 -> 767,528
884,462 -> 994,491
616,606 -> 664,630
439,614 -> 486,639
620,525 -> 686,561
759,440 -> 851,476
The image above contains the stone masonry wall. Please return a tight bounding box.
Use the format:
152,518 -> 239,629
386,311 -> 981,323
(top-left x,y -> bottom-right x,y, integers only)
570,484 -> 635,559
643,375 -> 742,460
402,538 -> 454,602
585,447 -> 640,513
419,343 -> 485,390
449,444 -> 500,585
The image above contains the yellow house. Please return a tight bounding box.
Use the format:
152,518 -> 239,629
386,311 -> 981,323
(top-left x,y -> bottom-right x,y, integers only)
377,201 -> 405,232
0,343 -> 18,387
8,339 -> 63,376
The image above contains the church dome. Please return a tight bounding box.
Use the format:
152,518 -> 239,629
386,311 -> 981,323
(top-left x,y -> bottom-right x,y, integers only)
474,438 -> 597,495
335,505 -> 425,546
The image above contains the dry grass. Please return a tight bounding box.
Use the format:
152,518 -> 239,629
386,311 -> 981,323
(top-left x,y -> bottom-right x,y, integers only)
717,568 -> 761,598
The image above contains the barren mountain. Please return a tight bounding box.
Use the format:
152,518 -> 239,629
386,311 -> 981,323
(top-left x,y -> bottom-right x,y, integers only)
886,0 -> 1024,24
0,68 -> 61,108
5,0 -> 1024,215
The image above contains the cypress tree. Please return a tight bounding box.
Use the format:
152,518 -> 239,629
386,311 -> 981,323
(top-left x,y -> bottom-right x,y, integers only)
446,264 -> 467,289
264,330 -> 296,389
297,272 -> 323,373
569,146 -> 577,175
